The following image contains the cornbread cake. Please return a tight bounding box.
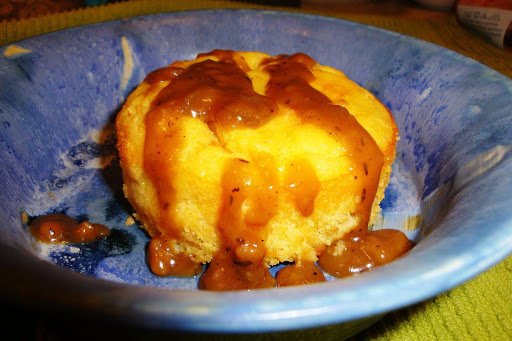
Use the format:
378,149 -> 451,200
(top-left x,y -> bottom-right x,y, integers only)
116,50 -> 398,272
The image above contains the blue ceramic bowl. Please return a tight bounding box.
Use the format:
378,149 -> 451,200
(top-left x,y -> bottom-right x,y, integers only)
1,9 -> 511,337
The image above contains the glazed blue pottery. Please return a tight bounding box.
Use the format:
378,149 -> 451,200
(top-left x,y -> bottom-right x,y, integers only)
1,9 -> 511,337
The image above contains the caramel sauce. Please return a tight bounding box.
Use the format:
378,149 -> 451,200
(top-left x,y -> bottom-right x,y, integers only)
284,158 -> 320,217
29,213 -> 110,244
317,229 -> 415,278
138,50 -> 412,290
263,53 -> 384,228
276,261 -> 326,287
143,50 -> 277,242
199,155 -> 279,290
147,235 -> 203,277
199,248 -> 276,291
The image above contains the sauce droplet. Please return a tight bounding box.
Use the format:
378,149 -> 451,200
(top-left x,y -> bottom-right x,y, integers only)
147,235 -> 203,277
317,229 -> 415,278
276,261 -> 326,287
284,159 -> 320,217
199,248 -> 276,291
29,213 -> 110,244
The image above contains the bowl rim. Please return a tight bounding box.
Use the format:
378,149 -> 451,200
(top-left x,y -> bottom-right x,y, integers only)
1,8 -> 512,333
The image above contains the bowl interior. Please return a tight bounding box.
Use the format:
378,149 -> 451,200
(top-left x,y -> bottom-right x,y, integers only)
1,9 -> 512,333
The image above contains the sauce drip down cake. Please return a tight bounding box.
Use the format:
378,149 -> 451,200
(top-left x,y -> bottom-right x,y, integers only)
116,50 -> 411,290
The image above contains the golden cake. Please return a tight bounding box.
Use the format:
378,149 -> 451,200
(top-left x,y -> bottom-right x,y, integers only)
116,50 -> 398,276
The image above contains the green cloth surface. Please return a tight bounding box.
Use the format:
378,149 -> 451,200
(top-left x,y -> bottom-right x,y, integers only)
1,1 -> 511,340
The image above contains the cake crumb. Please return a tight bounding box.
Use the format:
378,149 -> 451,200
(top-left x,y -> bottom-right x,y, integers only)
125,215 -> 136,226
21,210 -> 29,224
